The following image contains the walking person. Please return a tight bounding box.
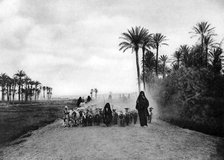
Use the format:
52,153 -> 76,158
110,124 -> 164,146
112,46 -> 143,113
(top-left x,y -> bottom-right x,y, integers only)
136,91 -> 149,127
103,103 -> 113,126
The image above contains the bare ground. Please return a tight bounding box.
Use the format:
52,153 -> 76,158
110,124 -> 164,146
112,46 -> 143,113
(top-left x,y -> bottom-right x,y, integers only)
1,118 -> 223,160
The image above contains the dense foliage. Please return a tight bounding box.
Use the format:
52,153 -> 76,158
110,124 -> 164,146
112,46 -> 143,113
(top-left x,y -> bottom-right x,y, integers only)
152,67 -> 224,136
143,21 -> 224,136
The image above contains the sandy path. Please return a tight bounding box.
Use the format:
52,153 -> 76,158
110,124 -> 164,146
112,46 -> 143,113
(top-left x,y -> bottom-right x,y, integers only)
1,119 -> 223,160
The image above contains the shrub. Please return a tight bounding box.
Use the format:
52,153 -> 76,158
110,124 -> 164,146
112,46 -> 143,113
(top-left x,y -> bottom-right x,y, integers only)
152,67 -> 224,136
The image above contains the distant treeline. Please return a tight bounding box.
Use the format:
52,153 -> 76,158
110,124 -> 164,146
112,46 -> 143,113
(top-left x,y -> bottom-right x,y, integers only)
0,70 -> 53,102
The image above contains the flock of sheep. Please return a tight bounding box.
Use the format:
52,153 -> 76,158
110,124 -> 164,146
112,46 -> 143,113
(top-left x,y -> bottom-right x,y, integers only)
63,102 -> 138,127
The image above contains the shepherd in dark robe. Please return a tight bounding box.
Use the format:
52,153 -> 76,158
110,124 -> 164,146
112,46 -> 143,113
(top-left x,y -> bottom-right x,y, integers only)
136,91 -> 149,127
103,103 -> 112,126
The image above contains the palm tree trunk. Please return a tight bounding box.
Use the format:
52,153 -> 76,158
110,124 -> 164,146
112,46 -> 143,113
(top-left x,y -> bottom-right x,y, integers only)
142,47 -> 146,91
7,85 -> 9,102
35,86 -> 37,101
25,84 -> 28,102
205,47 -> 208,67
1,86 -> 4,101
135,48 -> 141,93
18,85 -> 21,101
201,35 -> 204,66
156,46 -> 159,76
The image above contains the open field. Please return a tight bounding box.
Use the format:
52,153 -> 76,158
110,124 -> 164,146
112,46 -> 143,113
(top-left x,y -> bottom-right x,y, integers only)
0,100 -> 76,148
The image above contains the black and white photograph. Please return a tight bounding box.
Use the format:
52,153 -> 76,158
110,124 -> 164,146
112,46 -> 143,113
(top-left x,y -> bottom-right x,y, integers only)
0,0 -> 224,159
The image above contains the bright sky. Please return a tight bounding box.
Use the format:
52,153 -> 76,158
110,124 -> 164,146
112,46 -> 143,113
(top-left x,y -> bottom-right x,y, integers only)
0,0 -> 224,96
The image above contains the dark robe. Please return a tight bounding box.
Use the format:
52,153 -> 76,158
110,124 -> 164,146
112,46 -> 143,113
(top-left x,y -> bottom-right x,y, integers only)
136,95 -> 149,126
103,103 -> 112,126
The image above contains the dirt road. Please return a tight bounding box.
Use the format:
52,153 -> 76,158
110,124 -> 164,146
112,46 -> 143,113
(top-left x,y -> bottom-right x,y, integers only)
1,118 -> 223,160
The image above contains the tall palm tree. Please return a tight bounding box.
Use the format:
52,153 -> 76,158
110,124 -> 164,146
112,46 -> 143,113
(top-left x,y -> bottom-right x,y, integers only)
49,87 -> 53,99
34,81 -> 41,101
172,63 -> 179,71
159,55 -> 168,78
46,86 -> 51,100
24,76 -> 31,101
119,26 -> 148,92
36,88 -> 41,100
152,33 -> 168,76
173,50 -> 182,69
28,80 -> 35,101
209,47 -> 222,74
179,45 -> 191,67
204,35 -> 217,66
141,34 -> 153,90
0,73 -> 9,101
191,21 -> 216,66
12,76 -> 17,102
14,70 -> 26,101
6,76 -> 13,102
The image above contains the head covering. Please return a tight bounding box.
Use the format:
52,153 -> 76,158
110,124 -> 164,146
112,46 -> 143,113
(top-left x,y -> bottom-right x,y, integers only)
104,103 -> 112,114
136,91 -> 149,110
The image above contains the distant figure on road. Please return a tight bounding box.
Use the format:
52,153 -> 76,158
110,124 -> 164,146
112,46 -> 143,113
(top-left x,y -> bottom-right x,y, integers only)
77,97 -> 83,107
86,96 -> 92,103
136,91 -> 149,127
103,103 -> 112,126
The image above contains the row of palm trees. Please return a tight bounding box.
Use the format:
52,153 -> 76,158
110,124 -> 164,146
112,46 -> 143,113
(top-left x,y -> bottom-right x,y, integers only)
119,27 -> 167,92
119,22 -> 223,92
0,70 -> 53,102
172,22 -> 223,74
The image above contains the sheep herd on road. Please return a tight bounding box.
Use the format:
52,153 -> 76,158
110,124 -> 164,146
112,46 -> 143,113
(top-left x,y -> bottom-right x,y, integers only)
63,102 -> 138,127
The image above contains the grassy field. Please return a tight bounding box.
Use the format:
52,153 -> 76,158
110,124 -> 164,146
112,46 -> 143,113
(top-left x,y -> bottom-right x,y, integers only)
0,100 -> 76,148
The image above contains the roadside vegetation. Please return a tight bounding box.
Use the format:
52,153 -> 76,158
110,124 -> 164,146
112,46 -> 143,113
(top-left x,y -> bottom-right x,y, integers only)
119,21 -> 224,136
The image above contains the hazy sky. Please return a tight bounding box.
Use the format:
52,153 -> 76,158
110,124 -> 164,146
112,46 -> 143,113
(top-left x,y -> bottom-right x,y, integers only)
0,0 -> 224,96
